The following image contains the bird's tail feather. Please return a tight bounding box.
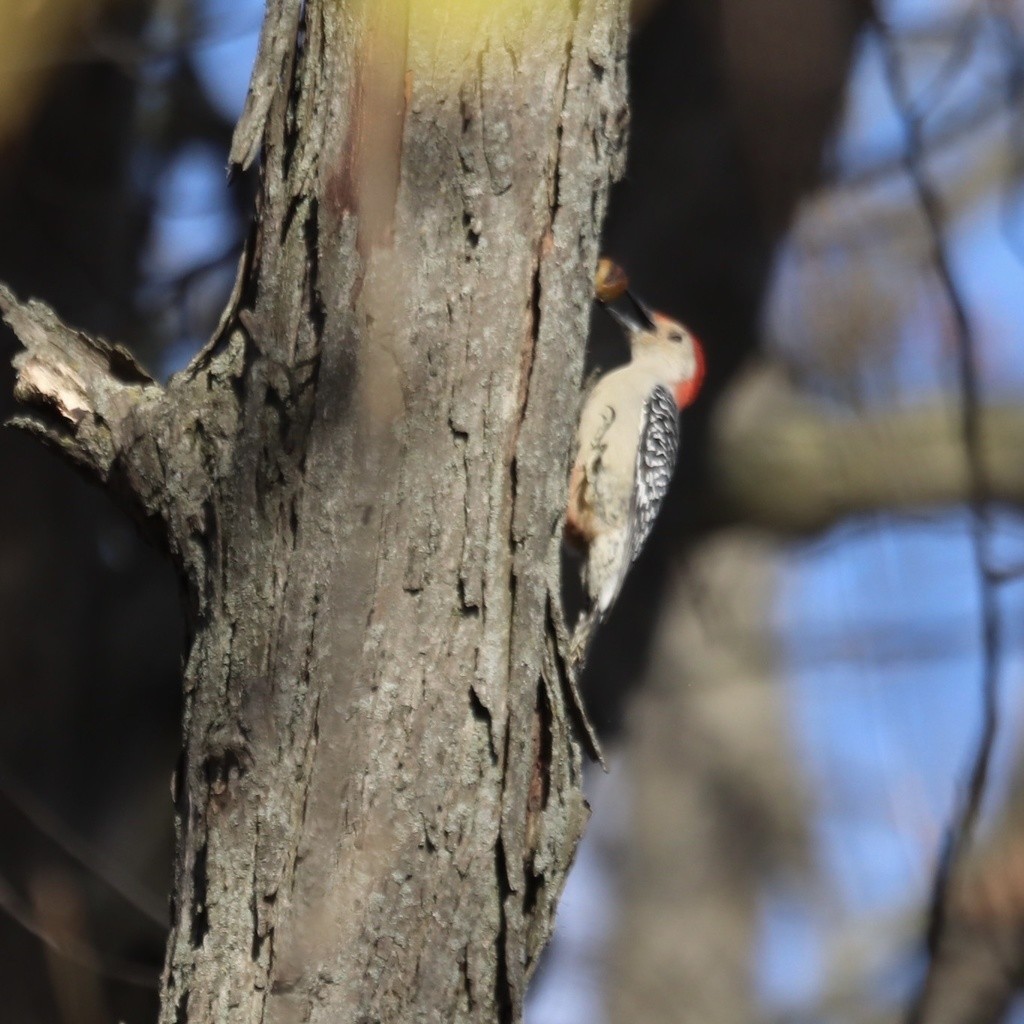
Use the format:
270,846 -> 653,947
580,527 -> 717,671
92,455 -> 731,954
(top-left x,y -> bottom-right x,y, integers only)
568,606 -> 601,676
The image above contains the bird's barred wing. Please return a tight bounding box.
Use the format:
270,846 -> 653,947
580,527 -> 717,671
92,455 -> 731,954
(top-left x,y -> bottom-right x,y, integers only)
627,384 -> 679,565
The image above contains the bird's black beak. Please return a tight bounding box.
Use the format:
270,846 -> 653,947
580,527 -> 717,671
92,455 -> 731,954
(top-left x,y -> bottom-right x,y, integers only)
604,288 -> 657,333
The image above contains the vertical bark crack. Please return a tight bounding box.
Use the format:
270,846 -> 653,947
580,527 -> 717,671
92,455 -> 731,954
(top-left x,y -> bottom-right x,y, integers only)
190,842 -> 209,950
493,834 -> 515,1024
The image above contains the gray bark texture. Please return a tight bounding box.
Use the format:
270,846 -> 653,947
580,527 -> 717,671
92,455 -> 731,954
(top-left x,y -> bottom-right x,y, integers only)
2,1 -> 631,1020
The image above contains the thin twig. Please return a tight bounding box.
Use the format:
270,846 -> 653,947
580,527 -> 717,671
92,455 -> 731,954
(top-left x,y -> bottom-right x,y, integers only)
873,15 -> 1004,1023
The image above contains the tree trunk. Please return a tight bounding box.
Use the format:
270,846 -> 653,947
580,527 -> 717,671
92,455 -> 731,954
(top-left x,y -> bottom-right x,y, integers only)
2,1 -> 630,1020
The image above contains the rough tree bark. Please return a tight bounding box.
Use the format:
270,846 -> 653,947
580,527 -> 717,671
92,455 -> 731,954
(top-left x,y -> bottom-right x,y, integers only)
2,1 -> 630,1020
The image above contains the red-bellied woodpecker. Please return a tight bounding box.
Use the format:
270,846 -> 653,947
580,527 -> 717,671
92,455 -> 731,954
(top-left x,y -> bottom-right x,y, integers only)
566,289 -> 705,665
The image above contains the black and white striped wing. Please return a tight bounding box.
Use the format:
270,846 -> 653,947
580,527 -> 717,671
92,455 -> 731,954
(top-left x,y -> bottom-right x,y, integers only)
627,384 -> 679,566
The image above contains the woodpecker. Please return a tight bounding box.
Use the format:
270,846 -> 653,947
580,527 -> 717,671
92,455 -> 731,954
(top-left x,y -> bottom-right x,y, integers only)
565,287 -> 705,665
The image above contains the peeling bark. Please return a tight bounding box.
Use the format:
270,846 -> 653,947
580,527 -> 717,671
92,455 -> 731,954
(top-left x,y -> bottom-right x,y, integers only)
3,1 -> 631,1021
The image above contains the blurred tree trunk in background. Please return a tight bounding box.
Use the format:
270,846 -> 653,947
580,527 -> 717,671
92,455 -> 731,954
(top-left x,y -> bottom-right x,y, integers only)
609,534 -> 810,1024
586,0 -> 872,724
3,1 -> 633,1021
593,2 -> 872,1020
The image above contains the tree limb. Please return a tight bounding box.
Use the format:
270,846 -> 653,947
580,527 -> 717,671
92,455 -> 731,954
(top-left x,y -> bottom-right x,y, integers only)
1,285 -> 169,532
712,363 -> 1024,532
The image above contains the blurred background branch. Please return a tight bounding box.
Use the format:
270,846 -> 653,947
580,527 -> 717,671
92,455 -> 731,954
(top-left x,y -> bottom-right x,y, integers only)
713,364 -> 1024,532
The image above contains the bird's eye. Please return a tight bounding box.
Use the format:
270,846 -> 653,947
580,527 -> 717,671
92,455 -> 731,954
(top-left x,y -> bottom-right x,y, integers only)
668,331 -> 683,342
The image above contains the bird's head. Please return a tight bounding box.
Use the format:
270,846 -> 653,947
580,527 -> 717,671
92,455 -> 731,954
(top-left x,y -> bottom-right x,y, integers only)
607,295 -> 706,409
